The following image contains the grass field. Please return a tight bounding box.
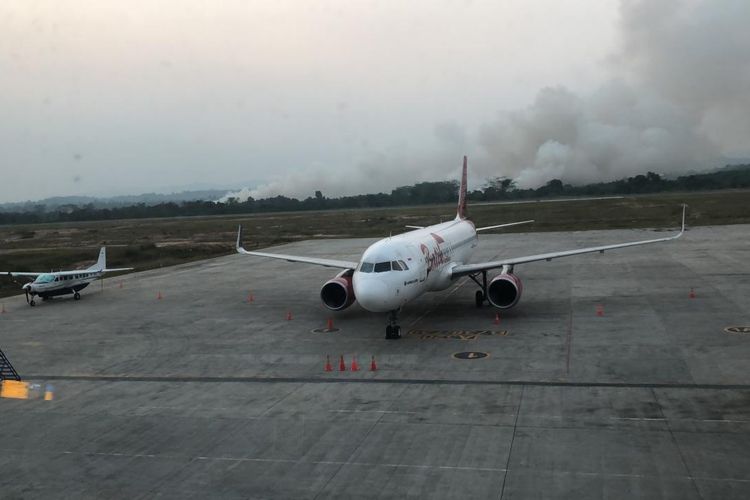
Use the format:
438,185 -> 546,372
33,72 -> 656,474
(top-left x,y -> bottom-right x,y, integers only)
1,190 -> 748,298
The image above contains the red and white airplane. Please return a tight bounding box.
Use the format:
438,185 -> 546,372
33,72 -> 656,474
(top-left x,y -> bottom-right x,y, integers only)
236,157 -> 685,339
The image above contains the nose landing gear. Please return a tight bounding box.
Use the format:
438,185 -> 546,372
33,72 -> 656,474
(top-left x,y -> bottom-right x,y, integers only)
385,309 -> 401,339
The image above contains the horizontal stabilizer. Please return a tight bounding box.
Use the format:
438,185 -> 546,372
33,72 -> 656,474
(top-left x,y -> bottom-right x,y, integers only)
476,220 -> 535,232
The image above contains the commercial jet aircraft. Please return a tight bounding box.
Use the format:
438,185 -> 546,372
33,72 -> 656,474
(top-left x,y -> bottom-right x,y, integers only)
236,157 -> 685,339
2,247 -> 133,306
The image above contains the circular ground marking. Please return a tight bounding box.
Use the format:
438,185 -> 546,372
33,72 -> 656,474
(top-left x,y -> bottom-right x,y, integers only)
452,351 -> 489,360
724,326 -> 750,334
311,328 -> 340,333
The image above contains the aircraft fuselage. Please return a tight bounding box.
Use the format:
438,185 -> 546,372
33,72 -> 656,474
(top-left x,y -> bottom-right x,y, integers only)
353,219 -> 478,312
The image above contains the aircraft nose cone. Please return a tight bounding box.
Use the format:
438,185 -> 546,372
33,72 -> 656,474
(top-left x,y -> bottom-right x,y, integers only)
354,277 -> 394,312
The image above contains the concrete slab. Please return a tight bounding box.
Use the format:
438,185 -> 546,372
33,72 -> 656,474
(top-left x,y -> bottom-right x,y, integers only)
1,224 -> 749,498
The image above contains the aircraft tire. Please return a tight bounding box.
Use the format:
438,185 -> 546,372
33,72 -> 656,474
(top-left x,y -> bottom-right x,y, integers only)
30,299 -> 36,307
475,290 -> 484,308
74,292 -> 81,301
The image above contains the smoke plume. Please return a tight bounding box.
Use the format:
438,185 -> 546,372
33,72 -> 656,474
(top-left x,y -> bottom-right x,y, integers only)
224,0 -> 750,200
478,0 -> 750,187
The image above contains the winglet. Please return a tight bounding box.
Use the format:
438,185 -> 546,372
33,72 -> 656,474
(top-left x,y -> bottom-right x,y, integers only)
679,204 -> 687,235
456,155 -> 468,220
236,225 -> 248,254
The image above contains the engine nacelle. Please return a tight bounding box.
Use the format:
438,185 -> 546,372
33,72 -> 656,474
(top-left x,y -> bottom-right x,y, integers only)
487,273 -> 522,309
320,271 -> 356,311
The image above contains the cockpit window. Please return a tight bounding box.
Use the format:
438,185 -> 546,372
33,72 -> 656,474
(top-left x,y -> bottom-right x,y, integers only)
398,260 -> 409,270
374,261 -> 391,273
34,274 -> 55,284
359,262 -> 374,273
391,261 -> 403,271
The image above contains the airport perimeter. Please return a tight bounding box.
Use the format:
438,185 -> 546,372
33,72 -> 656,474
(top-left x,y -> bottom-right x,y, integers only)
1,225 -> 749,499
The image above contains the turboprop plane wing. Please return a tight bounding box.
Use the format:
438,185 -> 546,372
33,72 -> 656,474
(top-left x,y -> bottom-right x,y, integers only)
452,205 -> 686,278
3,271 -> 43,279
236,226 -> 359,269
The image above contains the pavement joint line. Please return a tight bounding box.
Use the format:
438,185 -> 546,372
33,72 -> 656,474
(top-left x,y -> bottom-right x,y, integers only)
651,387 -> 705,500
312,384 -> 409,500
328,409 -> 419,414
29,451 -> 750,481
499,385 -> 524,500
23,374 -> 750,390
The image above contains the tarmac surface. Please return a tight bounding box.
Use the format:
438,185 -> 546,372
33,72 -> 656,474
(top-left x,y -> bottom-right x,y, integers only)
1,224 -> 749,499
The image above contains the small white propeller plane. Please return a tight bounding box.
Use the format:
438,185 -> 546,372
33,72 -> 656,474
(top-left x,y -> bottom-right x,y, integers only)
2,247 -> 134,306
237,157 -> 685,339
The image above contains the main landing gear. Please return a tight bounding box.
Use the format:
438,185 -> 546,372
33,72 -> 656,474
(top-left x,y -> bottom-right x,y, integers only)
385,310 -> 402,340
469,270 -> 489,308
73,292 -> 81,301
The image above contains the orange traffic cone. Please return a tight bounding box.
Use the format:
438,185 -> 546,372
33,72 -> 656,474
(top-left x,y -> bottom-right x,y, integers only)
370,356 -> 377,371
324,355 -> 333,372
689,288 -> 696,299
596,304 -> 604,316
494,313 -> 500,325
326,318 -> 334,331
339,355 -> 346,371
286,311 -> 293,321
157,291 -> 163,300
351,355 -> 360,371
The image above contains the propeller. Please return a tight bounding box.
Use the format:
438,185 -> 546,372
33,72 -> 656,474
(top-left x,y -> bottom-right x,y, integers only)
24,287 -> 30,304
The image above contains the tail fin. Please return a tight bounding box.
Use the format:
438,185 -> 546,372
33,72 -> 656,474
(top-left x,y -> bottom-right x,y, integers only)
456,155 -> 468,220
89,247 -> 106,270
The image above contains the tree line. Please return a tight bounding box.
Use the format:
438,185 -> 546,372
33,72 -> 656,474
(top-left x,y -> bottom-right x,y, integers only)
2,166 -> 748,225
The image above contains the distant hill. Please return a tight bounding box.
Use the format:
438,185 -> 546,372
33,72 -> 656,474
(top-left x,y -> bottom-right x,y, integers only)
0,190 -> 229,213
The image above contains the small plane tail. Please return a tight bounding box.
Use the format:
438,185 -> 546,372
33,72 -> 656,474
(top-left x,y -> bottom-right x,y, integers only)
456,155 -> 468,220
89,247 -> 106,270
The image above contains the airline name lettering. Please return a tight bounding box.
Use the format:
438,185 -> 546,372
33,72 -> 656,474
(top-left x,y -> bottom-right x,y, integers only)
420,243 -> 450,271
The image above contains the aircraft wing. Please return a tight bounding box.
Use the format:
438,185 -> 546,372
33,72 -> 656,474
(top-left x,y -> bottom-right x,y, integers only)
3,271 -> 43,278
236,226 -> 358,270
452,205 -> 686,278
102,268 -> 134,273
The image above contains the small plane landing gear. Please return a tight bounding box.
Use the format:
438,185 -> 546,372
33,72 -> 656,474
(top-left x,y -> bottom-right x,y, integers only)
385,310 -> 401,340
73,292 -> 81,301
29,299 -> 36,307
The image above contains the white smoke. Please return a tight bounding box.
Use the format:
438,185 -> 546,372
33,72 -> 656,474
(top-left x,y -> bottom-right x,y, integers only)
477,0 -> 750,187
223,0 -> 750,199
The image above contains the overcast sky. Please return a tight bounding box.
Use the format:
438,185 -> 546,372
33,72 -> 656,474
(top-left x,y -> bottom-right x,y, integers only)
1,0 -> 748,203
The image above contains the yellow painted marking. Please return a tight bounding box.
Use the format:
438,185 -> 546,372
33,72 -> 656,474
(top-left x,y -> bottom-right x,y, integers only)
1,380 -> 29,399
724,326 -> 750,334
408,329 -> 507,341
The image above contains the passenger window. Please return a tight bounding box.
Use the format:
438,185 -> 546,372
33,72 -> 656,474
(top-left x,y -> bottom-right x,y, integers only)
398,260 -> 409,270
359,262 -> 374,273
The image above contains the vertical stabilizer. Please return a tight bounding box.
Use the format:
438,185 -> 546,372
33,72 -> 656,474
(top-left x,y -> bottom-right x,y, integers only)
89,247 -> 106,270
456,155 -> 468,220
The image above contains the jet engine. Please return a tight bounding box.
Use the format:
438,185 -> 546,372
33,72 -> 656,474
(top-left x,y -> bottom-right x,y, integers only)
487,272 -> 522,309
320,270 -> 356,311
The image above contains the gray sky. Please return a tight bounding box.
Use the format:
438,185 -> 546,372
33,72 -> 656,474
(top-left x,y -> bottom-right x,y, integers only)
1,0 -> 748,203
